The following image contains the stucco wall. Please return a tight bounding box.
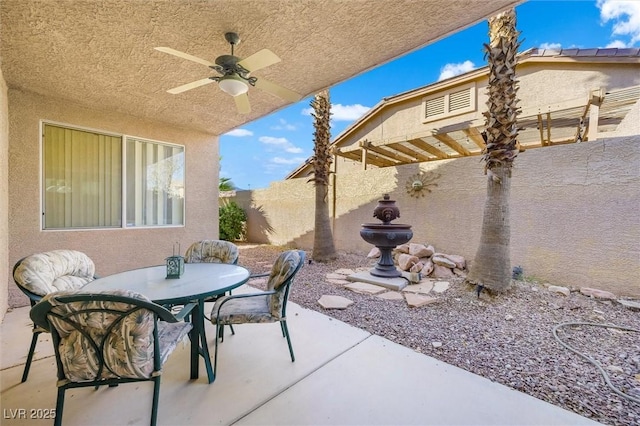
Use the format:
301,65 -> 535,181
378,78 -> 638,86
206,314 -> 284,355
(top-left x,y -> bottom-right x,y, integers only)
7,89 -> 220,308
0,68 -> 9,320
232,136 -> 640,298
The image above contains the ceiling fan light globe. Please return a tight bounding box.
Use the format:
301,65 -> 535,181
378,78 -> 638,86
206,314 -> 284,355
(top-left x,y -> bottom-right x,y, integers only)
219,75 -> 249,97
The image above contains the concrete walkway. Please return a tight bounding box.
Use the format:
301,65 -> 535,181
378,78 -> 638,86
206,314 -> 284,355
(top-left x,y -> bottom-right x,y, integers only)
1,285 -> 601,425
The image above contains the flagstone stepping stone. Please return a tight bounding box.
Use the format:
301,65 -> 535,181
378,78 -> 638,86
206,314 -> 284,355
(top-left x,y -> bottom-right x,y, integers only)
326,273 -> 347,280
377,291 -> 404,301
318,295 -> 354,309
432,281 -> 450,293
402,280 -> 434,295
334,268 -> 355,275
405,293 -> 438,308
344,282 -> 386,295
326,278 -> 351,285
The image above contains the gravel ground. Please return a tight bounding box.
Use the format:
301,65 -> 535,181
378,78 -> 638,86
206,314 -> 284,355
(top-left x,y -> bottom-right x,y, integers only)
237,244 -> 640,426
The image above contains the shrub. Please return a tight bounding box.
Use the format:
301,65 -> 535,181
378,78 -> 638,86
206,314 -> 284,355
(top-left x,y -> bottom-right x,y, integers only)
219,201 -> 246,241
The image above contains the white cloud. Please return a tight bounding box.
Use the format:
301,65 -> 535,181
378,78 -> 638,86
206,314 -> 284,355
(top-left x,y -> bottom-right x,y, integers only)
598,0 -> 640,45
270,118 -> 297,131
270,156 -> 307,165
301,103 -> 371,121
606,39 -> 629,48
224,128 -> 253,137
258,136 -> 303,153
438,60 -> 476,81
539,42 -> 562,50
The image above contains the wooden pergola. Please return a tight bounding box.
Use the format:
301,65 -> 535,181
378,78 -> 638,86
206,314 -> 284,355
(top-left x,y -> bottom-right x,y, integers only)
334,85 -> 639,168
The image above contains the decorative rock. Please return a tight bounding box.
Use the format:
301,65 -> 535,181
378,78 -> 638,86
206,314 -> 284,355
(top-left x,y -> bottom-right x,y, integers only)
396,244 -> 410,254
453,268 -> 467,278
606,365 -> 624,374
432,281 -> 450,293
618,299 -> 640,311
505,314 -> 514,321
432,255 -> 456,269
334,268 -> 355,275
548,285 -> 570,296
402,280 -> 434,295
398,254 -> 419,271
377,291 -> 405,301
410,262 -> 424,273
318,295 -> 354,309
431,341 -> 443,348
344,282 -> 386,295
405,293 -> 438,308
437,253 -> 466,269
580,287 -> 616,300
367,247 -> 381,258
431,264 -> 455,278
424,245 -> 435,256
409,243 -> 432,258
421,260 -> 434,276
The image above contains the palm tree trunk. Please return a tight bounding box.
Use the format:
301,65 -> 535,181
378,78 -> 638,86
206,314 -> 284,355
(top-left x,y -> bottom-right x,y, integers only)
466,8 -> 520,293
310,89 -> 337,262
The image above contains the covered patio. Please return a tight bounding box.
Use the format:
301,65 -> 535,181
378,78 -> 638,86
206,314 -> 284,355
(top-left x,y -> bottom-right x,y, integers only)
1,283 -> 599,425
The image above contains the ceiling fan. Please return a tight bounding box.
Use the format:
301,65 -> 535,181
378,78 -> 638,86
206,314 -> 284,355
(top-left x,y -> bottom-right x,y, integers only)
155,32 -> 302,114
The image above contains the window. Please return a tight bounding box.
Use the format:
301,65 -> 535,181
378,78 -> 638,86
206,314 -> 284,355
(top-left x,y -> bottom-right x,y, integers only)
42,123 -> 184,230
422,82 -> 476,122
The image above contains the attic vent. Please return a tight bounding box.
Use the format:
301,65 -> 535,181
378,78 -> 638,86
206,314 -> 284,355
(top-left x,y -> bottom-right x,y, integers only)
449,88 -> 471,111
425,96 -> 445,118
422,82 -> 477,123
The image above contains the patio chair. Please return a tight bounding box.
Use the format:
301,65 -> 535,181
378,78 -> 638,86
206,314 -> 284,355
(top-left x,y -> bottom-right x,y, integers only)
184,239 -> 239,265
30,289 -> 194,426
12,249 -> 97,382
210,249 -> 305,380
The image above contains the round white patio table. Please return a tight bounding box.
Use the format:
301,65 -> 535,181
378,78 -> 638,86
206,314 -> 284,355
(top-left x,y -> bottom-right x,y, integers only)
82,263 -> 250,384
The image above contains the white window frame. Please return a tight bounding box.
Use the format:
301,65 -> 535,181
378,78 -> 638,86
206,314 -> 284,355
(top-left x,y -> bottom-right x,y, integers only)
422,82 -> 477,123
40,120 -> 186,231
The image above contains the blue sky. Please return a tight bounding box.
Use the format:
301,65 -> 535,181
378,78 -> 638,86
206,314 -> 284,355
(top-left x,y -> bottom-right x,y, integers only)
220,0 -> 640,190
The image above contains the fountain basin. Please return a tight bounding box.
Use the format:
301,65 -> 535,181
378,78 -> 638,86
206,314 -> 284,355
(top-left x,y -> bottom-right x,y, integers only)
360,223 -> 413,247
361,223 -> 413,278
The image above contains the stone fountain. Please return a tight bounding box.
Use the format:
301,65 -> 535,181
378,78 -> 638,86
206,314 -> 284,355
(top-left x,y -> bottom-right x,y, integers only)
348,194 -> 413,291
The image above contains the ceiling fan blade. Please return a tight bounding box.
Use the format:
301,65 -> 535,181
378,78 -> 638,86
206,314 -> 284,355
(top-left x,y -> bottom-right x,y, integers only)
254,78 -> 302,103
167,78 -> 215,94
238,49 -> 281,72
233,93 -> 251,114
155,47 -> 214,67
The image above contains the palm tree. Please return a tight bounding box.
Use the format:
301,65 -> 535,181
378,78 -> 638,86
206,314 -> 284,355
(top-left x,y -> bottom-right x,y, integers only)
219,176 -> 234,192
466,8 -> 521,294
309,89 -> 337,262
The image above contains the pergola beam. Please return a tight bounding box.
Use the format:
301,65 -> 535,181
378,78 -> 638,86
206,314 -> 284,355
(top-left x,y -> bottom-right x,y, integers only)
407,138 -> 448,159
432,133 -> 472,156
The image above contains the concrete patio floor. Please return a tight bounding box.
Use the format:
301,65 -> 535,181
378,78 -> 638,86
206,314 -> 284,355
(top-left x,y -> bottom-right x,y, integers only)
1,284 -> 601,426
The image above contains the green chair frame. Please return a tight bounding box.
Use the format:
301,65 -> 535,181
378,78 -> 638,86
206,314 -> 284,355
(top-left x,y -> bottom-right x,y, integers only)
210,250 -> 305,381
30,291 -> 194,426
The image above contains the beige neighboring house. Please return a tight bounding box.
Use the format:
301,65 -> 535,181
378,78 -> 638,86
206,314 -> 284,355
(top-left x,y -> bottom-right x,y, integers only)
1,1 -> 523,318
231,48 -> 640,297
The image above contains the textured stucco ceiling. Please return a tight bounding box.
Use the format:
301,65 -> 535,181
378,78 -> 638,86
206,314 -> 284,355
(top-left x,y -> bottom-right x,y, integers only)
1,0 -> 521,135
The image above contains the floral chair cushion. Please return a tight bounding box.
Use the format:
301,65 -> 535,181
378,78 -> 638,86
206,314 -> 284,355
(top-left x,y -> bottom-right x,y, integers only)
13,250 -> 95,296
184,240 -> 239,264
266,250 -> 302,315
212,250 -> 303,325
41,289 -> 192,383
214,295 -> 273,325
